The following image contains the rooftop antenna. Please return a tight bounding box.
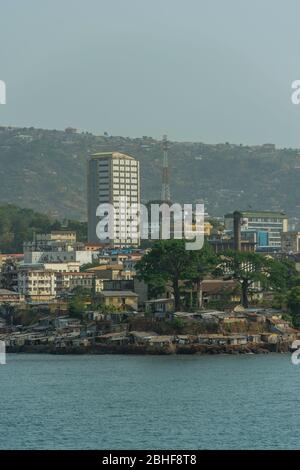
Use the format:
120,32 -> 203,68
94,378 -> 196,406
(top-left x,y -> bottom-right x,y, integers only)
161,134 -> 171,203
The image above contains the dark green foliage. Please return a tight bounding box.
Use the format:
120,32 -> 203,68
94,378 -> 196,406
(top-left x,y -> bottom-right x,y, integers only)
287,287 -> 300,327
136,239 -> 217,311
69,297 -> 86,319
0,204 -> 87,253
216,251 -> 280,308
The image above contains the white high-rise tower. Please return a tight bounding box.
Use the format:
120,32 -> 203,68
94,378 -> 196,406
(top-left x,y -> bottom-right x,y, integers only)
87,152 -> 140,247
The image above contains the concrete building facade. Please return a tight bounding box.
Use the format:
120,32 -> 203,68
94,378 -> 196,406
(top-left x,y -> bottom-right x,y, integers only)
281,231 -> 300,253
24,250 -> 93,266
87,152 -> 140,247
18,269 -> 57,301
224,211 -> 288,250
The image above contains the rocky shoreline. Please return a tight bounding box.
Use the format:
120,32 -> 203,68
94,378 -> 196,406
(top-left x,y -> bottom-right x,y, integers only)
6,342 -> 291,355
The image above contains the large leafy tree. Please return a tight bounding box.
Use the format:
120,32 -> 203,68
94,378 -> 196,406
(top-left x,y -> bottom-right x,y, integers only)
287,287 -> 300,327
0,259 -> 18,291
136,239 -> 200,311
69,297 -> 86,319
216,251 -> 278,308
0,204 -> 87,253
268,258 -> 299,293
188,242 -> 218,308
136,240 -> 219,311
0,302 -> 16,326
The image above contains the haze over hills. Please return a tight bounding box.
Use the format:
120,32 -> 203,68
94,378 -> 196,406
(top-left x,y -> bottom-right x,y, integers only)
0,126 -> 300,225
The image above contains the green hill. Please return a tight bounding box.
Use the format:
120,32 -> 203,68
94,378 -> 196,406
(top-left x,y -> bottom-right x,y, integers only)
0,204 -> 87,253
0,126 -> 300,225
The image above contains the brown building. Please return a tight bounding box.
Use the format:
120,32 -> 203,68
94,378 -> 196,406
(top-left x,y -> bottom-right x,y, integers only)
208,239 -> 255,253
0,289 -> 25,305
99,291 -> 138,311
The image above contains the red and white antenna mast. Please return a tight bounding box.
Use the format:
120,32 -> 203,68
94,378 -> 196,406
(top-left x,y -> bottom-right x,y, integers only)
161,134 -> 171,202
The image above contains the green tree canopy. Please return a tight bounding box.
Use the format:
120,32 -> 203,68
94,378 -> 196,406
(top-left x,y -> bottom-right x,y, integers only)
0,204 -> 87,253
216,251 -> 278,308
287,287 -> 300,327
136,239 -> 217,311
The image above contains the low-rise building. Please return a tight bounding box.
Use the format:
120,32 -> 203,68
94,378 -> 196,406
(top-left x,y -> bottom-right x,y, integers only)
145,298 -> 175,317
129,331 -> 158,344
24,250 -> 93,266
56,272 -> 95,293
96,332 -> 129,345
0,253 -> 24,267
23,231 -> 77,252
86,264 -> 124,280
98,291 -> 138,311
202,279 -> 240,305
0,289 -> 25,304
281,231 -> 300,253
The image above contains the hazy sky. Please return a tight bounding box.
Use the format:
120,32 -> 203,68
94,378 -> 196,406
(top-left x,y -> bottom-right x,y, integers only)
1,0 -> 300,146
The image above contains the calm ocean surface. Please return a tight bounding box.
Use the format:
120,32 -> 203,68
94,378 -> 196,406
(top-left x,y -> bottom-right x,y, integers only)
0,353 -> 300,450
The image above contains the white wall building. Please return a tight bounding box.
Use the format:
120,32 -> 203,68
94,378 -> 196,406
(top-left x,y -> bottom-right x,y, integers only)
18,269 -> 57,300
17,262 -> 81,299
24,250 -> 93,266
87,152 -> 140,248
224,211 -> 288,250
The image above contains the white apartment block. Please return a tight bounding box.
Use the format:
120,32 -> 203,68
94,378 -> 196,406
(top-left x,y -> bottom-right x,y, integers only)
87,152 -> 140,248
24,250 -> 93,266
42,262 -> 80,273
18,269 -> 57,300
55,272 -> 103,294
24,231 -> 77,252
36,231 -> 77,243
17,262 -> 80,300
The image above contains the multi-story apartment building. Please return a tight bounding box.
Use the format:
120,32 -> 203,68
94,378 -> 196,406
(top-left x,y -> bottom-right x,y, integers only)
42,262 -> 80,273
0,289 -> 25,305
24,250 -> 93,266
18,268 -> 57,301
56,271 -> 96,294
23,231 -> 94,266
17,262 -> 81,300
87,152 -> 140,247
281,231 -> 300,253
224,211 -> 288,250
36,231 -> 77,243
23,231 -> 78,252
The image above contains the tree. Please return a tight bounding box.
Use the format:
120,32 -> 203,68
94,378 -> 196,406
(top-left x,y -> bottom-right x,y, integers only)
0,204 -> 87,253
188,242 -> 218,309
136,239 -> 198,311
1,302 -> 16,326
0,259 -> 18,291
69,297 -> 86,318
71,286 -> 91,300
216,251 -> 276,308
287,287 -> 300,327
100,304 -> 120,314
268,258 -> 299,293
266,258 -> 300,310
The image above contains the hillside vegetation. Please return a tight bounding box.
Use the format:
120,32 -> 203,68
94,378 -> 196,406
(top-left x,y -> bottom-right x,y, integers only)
0,204 -> 87,253
0,126 -> 300,224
